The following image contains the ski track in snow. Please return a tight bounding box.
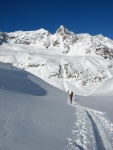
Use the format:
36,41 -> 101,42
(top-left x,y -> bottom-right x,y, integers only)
63,65 -> 113,150
65,97 -> 113,150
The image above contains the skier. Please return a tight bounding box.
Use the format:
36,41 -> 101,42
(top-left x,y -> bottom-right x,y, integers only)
70,92 -> 73,104
71,92 -> 73,97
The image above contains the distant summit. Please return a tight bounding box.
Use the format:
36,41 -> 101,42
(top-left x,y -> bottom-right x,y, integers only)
56,25 -> 70,35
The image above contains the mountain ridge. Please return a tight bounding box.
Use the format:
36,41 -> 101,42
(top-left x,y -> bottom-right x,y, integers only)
0,25 -> 113,59
0,26 -> 113,95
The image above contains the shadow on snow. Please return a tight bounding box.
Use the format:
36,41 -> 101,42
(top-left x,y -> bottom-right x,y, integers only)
0,63 -> 47,96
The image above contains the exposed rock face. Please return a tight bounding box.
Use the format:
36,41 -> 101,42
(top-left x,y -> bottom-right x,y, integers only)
0,32 -> 8,45
6,29 -> 51,48
55,25 -> 78,52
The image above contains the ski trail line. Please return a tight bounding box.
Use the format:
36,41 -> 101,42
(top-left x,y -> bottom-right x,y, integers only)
61,64 -> 113,150
86,110 -> 113,150
86,110 -> 105,150
66,98 -> 113,150
65,102 -> 96,150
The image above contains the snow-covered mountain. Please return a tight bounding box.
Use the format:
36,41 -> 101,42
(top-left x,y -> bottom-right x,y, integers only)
1,26 -> 113,149
0,26 -> 113,95
1,25 -> 113,57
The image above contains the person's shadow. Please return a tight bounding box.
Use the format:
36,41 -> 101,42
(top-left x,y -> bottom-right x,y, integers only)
0,63 -> 47,96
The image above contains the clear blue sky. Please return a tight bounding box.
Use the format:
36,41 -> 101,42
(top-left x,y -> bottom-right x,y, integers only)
0,0 -> 113,39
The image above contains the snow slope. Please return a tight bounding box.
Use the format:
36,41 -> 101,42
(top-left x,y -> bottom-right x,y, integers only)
1,61 -> 113,150
72,78 -> 113,149
65,86 -> 113,150
88,77 -> 113,96
0,62 -> 75,150
77,76 -> 113,123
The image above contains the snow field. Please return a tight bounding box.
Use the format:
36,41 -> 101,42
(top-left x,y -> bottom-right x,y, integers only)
66,95 -> 113,150
0,62 -> 76,150
66,102 -> 96,150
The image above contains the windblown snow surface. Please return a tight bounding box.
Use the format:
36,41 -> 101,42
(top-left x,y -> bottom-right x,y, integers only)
0,62 -> 75,150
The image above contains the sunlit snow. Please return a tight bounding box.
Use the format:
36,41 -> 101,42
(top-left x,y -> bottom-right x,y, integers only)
0,27 -> 113,149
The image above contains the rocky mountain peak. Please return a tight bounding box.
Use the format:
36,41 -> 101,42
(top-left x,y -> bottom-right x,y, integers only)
56,25 -> 72,36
